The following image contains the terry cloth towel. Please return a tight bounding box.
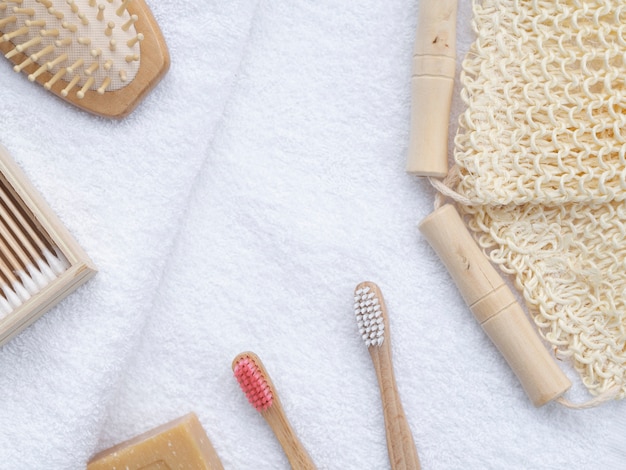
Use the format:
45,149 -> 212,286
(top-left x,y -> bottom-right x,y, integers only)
0,1 -> 623,469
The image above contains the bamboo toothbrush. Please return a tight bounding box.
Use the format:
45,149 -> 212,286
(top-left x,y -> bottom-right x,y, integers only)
0,0 -> 169,118
354,281 -> 420,470
232,351 -> 317,470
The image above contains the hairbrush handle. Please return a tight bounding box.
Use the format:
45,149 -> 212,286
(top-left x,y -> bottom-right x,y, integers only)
370,346 -> 421,470
407,0 -> 457,177
419,204 -> 572,406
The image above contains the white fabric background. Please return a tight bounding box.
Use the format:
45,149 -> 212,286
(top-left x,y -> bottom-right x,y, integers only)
0,1 -> 624,469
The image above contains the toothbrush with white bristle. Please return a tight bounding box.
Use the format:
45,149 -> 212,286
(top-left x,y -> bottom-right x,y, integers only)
354,281 -> 420,470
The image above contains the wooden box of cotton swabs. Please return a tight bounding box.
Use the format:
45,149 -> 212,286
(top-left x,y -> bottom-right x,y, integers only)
0,144 -> 95,345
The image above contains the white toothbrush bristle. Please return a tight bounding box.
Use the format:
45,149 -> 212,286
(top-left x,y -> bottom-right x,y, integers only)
354,285 -> 385,347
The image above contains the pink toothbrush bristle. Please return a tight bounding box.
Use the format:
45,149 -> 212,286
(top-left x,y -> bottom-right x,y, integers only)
234,356 -> 273,411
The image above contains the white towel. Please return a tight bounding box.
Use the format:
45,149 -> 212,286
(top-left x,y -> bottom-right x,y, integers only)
0,1 -> 623,469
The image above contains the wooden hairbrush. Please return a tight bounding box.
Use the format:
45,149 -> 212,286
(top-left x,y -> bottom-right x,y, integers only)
0,0 -> 169,118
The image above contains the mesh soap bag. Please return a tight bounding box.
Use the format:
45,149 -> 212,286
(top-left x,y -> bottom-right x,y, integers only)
443,0 -> 626,404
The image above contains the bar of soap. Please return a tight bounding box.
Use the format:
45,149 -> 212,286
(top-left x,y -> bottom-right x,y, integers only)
87,412 -> 224,470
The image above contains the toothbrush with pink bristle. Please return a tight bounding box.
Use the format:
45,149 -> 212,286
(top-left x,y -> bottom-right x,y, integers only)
232,351 -> 317,470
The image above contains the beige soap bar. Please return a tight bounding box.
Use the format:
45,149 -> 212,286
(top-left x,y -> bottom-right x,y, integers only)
87,413 -> 224,470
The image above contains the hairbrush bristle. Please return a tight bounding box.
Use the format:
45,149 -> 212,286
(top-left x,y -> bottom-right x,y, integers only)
354,283 -> 385,347
233,354 -> 274,412
0,0 -> 141,97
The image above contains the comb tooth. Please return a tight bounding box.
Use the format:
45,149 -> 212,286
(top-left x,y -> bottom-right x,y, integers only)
2,25 -> 29,41
76,76 -> 94,99
65,0 -> 78,13
96,4 -> 105,21
24,18 -> 45,26
127,33 -> 143,48
0,15 -> 17,27
46,52 -> 67,70
12,6 -> 34,15
61,21 -> 77,32
39,28 -> 59,37
13,56 -> 32,72
104,21 -> 114,36
85,61 -> 98,75
44,67 -> 66,89
46,7 -> 63,19
4,47 -> 18,59
27,62 -> 46,81
66,57 -> 83,74
121,13 -> 137,31
61,74 -> 80,96
15,36 -> 41,52
30,44 -> 54,61
115,0 -> 131,17
55,37 -> 71,47
97,76 -> 111,94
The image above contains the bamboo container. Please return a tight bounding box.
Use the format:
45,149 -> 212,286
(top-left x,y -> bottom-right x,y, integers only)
0,144 -> 96,345
419,204 -> 571,406
407,0 -> 457,177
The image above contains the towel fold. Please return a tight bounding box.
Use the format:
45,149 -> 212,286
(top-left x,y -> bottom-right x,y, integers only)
0,1 -> 623,469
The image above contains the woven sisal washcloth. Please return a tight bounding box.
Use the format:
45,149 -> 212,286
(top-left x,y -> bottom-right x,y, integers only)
452,0 -> 626,400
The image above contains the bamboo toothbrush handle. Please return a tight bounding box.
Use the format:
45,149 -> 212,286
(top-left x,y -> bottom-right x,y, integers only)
370,346 -> 421,470
419,204 -> 572,406
407,0 -> 458,177
263,403 -> 317,470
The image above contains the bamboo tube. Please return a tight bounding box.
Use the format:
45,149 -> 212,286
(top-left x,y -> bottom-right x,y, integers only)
419,204 -> 572,406
407,0 -> 457,177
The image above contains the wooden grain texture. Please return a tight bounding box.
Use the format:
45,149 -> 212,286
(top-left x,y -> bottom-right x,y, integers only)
357,281 -> 420,470
419,204 -> 572,406
0,144 -> 96,345
0,0 -> 169,118
407,0 -> 458,177
234,352 -> 317,470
